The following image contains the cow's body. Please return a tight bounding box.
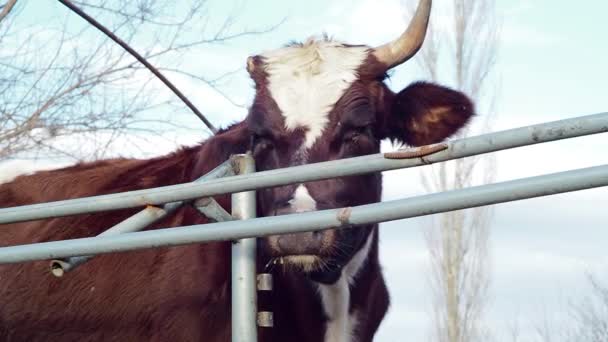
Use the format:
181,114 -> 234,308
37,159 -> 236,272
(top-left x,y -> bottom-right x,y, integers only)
0,132 -> 389,342
0,129 -> 240,341
0,1 -> 476,340
0,123 -> 388,342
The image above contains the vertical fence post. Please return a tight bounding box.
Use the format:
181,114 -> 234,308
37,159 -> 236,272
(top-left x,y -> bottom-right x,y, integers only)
231,154 -> 257,342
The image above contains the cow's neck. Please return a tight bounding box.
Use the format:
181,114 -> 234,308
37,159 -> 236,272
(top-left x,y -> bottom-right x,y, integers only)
316,231 -> 374,342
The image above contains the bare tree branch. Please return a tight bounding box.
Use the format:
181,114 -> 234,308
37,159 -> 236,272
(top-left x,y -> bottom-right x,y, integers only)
0,0 -> 18,24
57,0 -> 218,133
531,272 -> 608,342
0,0 -> 281,161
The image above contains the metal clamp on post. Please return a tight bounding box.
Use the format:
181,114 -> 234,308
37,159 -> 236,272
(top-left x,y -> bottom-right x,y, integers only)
256,273 -> 273,328
231,154 -> 258,342
257,311 -> 274,328
257,273 -> 273,291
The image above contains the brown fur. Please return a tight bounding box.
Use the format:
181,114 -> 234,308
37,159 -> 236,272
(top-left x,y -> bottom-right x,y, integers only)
0,125 -> 248,342
0,122 -> 389,342
0,43 -> 474,342
385,81 -> 475,146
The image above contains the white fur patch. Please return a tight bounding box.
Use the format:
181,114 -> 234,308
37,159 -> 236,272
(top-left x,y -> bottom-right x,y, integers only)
284,255 -> 322,273
317,233 -> 374,342
262,38 -> 369,148
319,277 -> 352,342
0,160 -> 69,185
289,184 -> 317,213
343,232 -> 374,286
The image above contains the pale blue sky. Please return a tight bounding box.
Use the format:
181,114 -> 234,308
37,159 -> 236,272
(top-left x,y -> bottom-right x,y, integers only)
8,1 -> 608,341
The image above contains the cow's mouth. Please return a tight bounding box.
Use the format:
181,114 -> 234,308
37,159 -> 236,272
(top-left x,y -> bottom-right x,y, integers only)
264,253 -> 345,284
262,228 -> 351,283
265,254 -> 323,273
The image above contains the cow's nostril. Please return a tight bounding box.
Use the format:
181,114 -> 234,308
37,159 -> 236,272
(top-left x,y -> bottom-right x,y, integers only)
277,234 -> 301,253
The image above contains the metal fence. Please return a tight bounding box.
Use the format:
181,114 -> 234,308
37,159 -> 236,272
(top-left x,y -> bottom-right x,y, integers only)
1,112 -> 608,342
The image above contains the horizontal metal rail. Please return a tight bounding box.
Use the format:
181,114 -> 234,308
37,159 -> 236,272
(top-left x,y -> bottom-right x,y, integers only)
0,112 -> 606,225
0,164 -> 606,264
48,160 -> 235,276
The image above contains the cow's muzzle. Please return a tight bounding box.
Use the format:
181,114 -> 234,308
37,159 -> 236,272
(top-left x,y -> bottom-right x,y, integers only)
275,231 -> 324,255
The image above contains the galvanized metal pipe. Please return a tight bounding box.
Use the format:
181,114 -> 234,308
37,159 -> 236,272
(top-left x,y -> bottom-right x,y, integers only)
230,154 -> 258,342
48,160 -> 235,276
195,197 -> 233,222
1,112 -> 607,224
0,164 -> 606,264
49,204 -> 175,277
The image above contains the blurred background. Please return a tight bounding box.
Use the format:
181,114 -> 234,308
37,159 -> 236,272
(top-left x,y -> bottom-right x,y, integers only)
1,0 -> 607,341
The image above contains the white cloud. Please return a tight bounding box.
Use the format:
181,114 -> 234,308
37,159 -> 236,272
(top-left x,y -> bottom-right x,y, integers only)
494,248 -> 595,279
376,306 -> 429,341
318,0 -> 406,45
501,24 -> 563,48
165,69 -> 250,128
503,0 -> 535,16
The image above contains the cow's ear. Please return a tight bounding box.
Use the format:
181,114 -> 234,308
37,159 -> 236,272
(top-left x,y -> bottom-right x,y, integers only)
383,82 -> 474,146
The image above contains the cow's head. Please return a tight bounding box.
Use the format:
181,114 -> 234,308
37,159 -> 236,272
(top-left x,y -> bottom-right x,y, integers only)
245,0 -> 473,283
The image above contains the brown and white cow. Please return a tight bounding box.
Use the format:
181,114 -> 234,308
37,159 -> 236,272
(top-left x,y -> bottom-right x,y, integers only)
0,0 -> 473,341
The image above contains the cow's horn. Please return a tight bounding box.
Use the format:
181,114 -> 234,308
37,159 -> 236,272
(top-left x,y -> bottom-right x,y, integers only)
372,0 -> 432,71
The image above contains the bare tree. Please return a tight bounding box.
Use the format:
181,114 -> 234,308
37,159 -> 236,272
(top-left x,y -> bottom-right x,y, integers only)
403,0 -> 500,341
530,273 -> 608,342
0,0 -> 279,161
567,274 -> 608,341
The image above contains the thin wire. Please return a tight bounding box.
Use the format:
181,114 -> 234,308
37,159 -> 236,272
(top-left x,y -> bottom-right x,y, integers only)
57,0 -> 218,134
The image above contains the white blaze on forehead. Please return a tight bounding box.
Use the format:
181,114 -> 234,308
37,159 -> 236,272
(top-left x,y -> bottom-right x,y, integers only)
289,184 -> 317,212
262,38 -> 370,148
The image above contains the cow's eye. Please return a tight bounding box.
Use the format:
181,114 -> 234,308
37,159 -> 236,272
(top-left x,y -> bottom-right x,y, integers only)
343,131 -> 360,142
338,125 -> 378,157
343,125 -> 374,142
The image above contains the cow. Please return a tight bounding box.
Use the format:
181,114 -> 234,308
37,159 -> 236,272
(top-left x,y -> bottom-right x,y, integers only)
0,0 -> 474,341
